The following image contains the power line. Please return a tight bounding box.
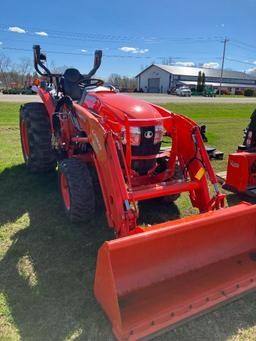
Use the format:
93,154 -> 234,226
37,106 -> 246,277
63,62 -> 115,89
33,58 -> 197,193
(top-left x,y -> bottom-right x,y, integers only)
0,37 -> 223,58
226,57 -> 256,66
231,39 -> 256,50
2,23 -> 256,53
1,46 -> 254,67
0,46 -> 222,62
0,24 -> 223,44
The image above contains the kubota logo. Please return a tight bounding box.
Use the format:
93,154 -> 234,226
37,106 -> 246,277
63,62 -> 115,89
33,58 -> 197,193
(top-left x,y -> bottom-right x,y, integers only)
230,160 -> 240,168
144,130 -> 153,139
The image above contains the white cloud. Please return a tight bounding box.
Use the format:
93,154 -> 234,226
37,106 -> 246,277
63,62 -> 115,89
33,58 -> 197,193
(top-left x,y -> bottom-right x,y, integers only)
203,62 -> 220,69
134,48 -> 149,54
35,31 -> 48,37
119,47 -> 137,53
247,67 -> 256,74
118,46 -> 149,54
0,42 -> 2,45
81,49 -> 87,53
8,26 -> 26,34
175,61 -> 195,67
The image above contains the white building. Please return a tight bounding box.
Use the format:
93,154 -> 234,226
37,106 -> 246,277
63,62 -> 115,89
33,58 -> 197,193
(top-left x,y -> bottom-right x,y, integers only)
135,64 -> 256,94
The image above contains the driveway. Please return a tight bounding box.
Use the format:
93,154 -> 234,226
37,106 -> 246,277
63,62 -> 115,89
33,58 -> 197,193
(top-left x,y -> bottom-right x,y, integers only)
0,94 -> 42,103
128,93 -> 256,104
1,92 -> 256,104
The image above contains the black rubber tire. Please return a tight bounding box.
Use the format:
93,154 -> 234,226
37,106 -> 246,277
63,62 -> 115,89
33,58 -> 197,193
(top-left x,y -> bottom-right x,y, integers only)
58,159 -> 96,223
20,102 -> 56,172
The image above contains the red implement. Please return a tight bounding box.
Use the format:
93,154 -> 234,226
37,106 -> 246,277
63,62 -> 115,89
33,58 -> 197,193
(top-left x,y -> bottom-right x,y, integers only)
95,203 -> 256,340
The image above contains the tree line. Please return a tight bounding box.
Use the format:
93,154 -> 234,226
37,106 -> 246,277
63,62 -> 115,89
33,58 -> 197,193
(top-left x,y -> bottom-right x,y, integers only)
0,54 -> 137,91
0,54 -> 34,89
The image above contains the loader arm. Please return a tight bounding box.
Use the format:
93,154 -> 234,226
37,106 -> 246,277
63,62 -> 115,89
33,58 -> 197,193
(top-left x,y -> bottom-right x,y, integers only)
74,103 -> 137,236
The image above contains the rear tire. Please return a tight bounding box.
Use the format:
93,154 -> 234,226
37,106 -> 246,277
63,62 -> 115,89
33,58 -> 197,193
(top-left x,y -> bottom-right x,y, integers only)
19,102 -> 56,172
59,159 -> 96,223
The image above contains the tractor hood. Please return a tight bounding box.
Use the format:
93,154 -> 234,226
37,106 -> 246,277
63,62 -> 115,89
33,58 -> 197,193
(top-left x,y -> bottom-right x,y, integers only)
84,92 -> 163,122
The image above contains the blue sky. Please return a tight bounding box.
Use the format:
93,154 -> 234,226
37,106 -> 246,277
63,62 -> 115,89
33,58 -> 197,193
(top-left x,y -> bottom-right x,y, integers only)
0,0 -> 256,78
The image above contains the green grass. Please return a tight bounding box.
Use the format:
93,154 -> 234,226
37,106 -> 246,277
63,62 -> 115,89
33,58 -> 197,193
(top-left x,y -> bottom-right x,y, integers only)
1,102 -> 256,341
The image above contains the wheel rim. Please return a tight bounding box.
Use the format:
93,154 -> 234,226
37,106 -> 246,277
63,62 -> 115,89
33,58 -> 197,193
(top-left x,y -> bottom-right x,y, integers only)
20,119 -> 29,160
60,173 -> 71,210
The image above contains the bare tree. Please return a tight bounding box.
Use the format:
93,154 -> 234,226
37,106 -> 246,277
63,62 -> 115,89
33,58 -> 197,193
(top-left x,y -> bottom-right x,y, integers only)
0,56 -> 34,89
50,61 -> 72,74
18,57 -> 33,86
108,73 -> 137,91
0,54 -> 11,88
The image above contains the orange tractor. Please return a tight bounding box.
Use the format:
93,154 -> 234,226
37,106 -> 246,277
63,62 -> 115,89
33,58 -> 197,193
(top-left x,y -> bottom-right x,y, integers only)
20,45 -> 256,340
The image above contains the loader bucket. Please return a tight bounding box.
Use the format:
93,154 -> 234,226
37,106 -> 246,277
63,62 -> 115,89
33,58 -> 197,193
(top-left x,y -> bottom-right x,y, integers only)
94,203 -> 256,340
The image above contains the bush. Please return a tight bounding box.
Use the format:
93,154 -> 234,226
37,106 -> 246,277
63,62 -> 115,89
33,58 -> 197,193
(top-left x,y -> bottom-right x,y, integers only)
20,88 -> 35,95
2,88 -> 36,95
2,88 -> 21,94
218,89 -> 230,95
235,89 -> 244,96
244,88 -> 254,97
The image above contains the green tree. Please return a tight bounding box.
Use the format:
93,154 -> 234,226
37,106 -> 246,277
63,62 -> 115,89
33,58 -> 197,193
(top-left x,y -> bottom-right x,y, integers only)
202,72 -> 206,91
197,71 -> 202,93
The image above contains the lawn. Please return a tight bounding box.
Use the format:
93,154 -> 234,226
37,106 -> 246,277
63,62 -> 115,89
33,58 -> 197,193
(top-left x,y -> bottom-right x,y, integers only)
0,101 -> 256,341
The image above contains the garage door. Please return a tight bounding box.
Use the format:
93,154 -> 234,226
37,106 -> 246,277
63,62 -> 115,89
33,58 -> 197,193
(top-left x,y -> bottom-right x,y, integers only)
148,78 -> 160,93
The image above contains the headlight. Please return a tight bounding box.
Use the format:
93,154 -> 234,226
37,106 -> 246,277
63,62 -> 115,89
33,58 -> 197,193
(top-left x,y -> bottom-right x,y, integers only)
154,125 -> 163,144
121,126 -> 141,146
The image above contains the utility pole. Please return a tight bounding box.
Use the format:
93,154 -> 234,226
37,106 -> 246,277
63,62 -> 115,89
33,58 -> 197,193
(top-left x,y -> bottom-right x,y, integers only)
219,37 -> 229,95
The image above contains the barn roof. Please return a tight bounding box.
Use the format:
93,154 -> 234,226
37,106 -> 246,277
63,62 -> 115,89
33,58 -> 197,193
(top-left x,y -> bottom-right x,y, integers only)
136,64 -> 256,81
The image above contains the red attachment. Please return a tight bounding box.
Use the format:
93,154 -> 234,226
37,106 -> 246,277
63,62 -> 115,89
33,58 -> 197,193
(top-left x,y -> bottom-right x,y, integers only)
129,180 -> 200,201
224,152 -> 256,192
207,193 -> 226,210
38,87 -> 56,129
95,203 -> 256,340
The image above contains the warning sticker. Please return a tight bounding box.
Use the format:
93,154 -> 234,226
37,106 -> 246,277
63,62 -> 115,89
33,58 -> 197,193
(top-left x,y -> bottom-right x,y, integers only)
195,167 -> 205,180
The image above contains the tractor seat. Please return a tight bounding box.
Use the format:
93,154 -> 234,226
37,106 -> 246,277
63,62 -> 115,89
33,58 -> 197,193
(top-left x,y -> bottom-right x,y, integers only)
61,68 -> 83,100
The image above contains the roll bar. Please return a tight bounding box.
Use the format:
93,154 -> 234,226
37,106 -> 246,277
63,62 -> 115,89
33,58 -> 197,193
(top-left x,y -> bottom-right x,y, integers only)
33,45 -> 102,79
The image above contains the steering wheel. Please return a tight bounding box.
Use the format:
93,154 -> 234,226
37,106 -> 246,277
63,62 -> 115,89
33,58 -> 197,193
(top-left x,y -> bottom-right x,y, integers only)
76,77 -> 104,89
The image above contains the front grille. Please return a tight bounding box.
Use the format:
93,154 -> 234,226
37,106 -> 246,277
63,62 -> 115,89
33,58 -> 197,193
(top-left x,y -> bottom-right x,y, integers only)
131,126 -> 161,175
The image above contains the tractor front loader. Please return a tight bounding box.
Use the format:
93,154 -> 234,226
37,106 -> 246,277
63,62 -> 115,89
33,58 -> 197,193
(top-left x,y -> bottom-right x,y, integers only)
19,45 -> 256,340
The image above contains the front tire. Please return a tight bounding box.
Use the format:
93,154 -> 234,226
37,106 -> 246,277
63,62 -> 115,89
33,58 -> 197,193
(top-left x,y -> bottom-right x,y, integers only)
58,159 -> 96,223
19,102 -> 56,172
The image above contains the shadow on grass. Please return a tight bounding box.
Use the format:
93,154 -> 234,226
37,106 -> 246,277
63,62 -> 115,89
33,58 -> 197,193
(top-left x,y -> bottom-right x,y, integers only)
0,165 -> 114,340
0,165 -> 256,341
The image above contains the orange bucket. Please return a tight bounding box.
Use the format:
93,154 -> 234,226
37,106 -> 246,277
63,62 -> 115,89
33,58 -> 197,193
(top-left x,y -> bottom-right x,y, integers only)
94,202 -> 256,340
